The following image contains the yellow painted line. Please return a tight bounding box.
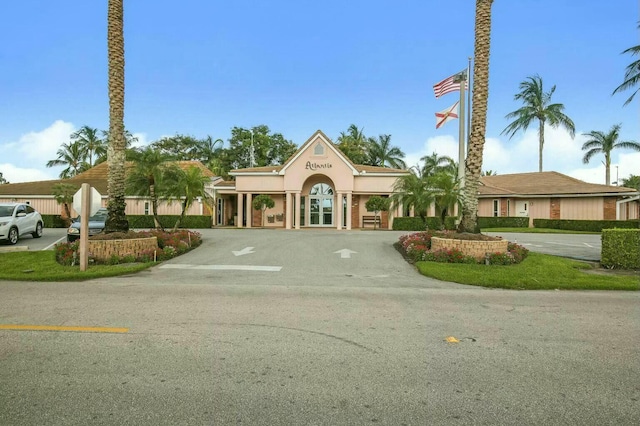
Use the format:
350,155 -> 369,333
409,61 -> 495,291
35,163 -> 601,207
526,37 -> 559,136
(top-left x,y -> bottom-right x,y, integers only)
0,324 -> 129,333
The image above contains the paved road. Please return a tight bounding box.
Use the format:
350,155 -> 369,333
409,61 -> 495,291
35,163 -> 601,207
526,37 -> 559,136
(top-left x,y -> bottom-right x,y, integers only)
1,229 -> 638,425
485,232 -> 602,261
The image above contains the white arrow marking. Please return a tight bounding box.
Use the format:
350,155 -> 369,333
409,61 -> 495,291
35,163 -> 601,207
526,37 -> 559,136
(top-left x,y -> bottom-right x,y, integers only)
232,247 -> 255,256
334,249 -> 357,259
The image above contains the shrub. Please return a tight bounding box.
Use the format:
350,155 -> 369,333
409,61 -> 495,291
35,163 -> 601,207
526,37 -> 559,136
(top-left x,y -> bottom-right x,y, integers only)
393,217 -> 445,231
533,219 -> 639,232
601,228 -> 640,269
478,216 -> 529,229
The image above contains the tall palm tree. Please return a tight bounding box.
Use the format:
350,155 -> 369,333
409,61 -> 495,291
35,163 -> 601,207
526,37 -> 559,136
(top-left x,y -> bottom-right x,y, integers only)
613,23 -> 640,106
366,134 -> 406,169
337,124 -> 368,164
165,166 -> 212,231
458,0 -> 494,233
581,124 -> 640,185
71,126 -> 103,167
191,136 -> 224,171
420,152 -> 455,177
105,0 -> 129,233
126,147 -> 175,230
46,141 -> 89,178
502,74 -> 575,172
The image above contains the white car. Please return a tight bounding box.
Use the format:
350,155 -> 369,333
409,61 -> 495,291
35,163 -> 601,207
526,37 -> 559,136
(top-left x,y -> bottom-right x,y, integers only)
0,203 -> 44,245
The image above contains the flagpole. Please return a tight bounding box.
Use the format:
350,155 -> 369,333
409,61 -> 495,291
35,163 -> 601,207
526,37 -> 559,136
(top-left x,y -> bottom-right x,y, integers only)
457,71 -> 466,189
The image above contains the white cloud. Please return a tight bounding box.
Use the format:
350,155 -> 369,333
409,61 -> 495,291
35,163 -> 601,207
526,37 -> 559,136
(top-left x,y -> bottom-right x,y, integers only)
0,163 -> 57,184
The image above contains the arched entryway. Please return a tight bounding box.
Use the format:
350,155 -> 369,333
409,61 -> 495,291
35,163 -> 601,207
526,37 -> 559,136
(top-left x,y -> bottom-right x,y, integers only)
309,183 -> 334,226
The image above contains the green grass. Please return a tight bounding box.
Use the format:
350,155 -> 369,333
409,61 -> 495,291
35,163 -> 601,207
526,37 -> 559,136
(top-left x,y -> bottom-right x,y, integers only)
415,252 -> 639,290
0,251 -> 154,281
482,227 -> 600,234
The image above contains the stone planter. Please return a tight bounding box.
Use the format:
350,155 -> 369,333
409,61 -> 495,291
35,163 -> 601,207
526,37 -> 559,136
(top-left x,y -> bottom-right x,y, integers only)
88,237 -> 158,262
431,236 -> 508,262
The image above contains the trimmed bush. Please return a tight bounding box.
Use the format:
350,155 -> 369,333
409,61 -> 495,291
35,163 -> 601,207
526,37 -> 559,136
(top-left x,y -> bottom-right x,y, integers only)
478,216 -> 529,229
392,217 -> 444,231
42,215 -> 70,228
534,219 -> 640,232
127,215 -> 212,229
601,229 -> 640,269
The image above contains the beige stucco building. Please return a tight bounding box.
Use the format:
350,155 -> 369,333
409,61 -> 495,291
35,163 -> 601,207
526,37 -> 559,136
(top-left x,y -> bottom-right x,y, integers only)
211,130 -> 408,230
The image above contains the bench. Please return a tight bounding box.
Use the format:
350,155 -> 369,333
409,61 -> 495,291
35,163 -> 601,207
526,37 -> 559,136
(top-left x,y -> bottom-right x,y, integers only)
362,215 -> 381,227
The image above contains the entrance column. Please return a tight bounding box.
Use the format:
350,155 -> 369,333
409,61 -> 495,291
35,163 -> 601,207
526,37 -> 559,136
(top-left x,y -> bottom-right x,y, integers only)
346,192 -> 352,230
336,192 -> 343,230
285,192 -> 292,229
237,193 -> 244,228
246,193 -> 252,228
295,192 -> 301,230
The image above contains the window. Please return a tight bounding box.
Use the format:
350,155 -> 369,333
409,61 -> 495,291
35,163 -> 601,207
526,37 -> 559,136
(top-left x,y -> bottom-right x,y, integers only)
313,143 -> 324,156
493,200 -> 499,217
144,201 -> 150,215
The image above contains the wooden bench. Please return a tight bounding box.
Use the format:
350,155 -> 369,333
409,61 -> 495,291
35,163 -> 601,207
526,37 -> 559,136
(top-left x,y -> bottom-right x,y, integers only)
362,215 -> 381,227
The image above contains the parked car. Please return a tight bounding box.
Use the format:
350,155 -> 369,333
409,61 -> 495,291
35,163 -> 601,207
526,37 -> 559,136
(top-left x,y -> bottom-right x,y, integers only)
0,203 -> 44,245
67,208 -> 108,242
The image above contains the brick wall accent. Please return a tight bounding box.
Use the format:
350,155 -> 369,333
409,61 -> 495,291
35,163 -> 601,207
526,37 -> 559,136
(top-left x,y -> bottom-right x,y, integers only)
88,237 -> 158,262
431,236 -> 508,262
381,210 -> 389,229
282,195 -> 287,228
252,206 -> 262,227
500,199 -> 508,217
603,197 -> 616,220
351,195 -> 360,228
550,198 -> 561,220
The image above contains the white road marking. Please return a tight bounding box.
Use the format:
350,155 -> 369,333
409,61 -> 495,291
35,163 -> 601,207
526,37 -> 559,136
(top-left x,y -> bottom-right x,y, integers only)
583,243 -> 594,248
334,249 -> 357,259
44,237 -> 67,250
232,246 -> 255,256
160,264 -> 281,272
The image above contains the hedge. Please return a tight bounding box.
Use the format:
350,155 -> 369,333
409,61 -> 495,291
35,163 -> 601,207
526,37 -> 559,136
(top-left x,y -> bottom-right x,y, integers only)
392,217 -> 457,231
41,215 -> 70,228
43,214 -> 212,229
533,219 -> 640,232
478,216 -> 529,229
601,229 -> 640,269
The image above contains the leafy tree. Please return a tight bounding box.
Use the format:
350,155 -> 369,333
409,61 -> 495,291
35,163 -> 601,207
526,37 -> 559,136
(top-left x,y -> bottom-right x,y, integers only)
252,194 -> 275,227
365,196 -> 389,230
222,125 -> 297,170
581,124 -> 640,185
458,0 -> 493,233
0,172 -> 8,184
151,134 -> 200,159
165,165 -> 212,231
337,124 -> 368,164
71,126 -> 104,167
51,182 -> 79,225
126,146 -> 175,230
366,134 -> 406,169
613,23 -> 640,106
430,172 -> 462,224
621,175 -> 640,190
105,0 -> 129,234
46,141 -> 89,178
502,74 -> 575,173
390,169 -> 434,224
420,152 -> 455,177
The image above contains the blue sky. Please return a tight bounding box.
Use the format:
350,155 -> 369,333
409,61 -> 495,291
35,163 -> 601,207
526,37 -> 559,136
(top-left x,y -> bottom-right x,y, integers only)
1,0 -> 638,184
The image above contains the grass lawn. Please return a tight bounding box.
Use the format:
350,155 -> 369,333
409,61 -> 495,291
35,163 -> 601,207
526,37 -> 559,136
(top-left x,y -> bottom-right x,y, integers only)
0,251 -> 154,281
415,252 -> 639,291
482,227 -> 599,234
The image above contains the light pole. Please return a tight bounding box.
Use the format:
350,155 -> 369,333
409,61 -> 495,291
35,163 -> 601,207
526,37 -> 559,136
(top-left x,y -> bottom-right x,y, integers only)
249,129 -> 255,168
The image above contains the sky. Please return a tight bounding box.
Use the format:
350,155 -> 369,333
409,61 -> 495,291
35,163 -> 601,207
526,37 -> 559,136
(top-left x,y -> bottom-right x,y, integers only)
1,0 -> 638,185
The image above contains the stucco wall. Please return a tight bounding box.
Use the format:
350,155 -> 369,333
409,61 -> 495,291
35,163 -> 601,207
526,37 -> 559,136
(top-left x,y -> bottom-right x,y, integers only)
560,197 -> 603,220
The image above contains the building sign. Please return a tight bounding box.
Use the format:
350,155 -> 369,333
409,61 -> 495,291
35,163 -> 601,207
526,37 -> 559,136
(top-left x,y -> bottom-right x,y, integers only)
305,161 -> 332,171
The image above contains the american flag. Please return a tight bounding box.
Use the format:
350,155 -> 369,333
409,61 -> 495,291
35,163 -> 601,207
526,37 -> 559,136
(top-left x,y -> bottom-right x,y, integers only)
433,70 -> 468,98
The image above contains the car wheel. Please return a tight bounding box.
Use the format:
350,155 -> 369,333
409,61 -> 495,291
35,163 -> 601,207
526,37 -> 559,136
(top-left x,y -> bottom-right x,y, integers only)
32,222 -> 43,238
8,227 -> 19,245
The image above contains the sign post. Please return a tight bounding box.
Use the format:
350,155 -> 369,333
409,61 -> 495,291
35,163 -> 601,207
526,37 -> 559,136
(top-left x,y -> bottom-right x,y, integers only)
73,185 -> 102,272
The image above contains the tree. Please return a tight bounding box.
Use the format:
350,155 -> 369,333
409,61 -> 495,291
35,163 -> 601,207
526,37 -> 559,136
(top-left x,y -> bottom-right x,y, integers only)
390,169 -> 434,223
151,134 -> 200,160
336,124 -> 368,164
613,23 -> 640,106
0,172 -> 9,184
458,0 -> 494,234
71,126 -> 104,167
364,196 -> 389,230
502,74 -> 575,173
621,175 -> 640,190
420,152 -> 455,177
51,182 -> 79,225
430,172 -> 462,225
104,0 -> 129,234
581,124 -> 640,185
366,134 -> 406,169
46,141 -> 89,178
191,136 -> 224,170
165,165 -> 212,231
252,194 -> 275,227
96,129 -> 137,164
126,146 -> 175,230
222,125 -> 297,171
482,170 -> 498,176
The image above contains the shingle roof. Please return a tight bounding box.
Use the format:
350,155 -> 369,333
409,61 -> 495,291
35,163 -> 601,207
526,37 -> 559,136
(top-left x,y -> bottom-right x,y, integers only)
478,171 -> 637,196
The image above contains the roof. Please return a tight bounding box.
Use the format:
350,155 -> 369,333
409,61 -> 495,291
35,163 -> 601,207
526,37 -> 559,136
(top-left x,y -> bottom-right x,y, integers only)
478,171 -> 638,197
0,160 -> 214,197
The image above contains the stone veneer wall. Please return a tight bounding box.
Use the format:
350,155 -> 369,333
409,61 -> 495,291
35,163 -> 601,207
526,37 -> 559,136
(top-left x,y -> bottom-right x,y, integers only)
431,237 -> 508,261
88,237 -> 158,262
603,197 -> 616,220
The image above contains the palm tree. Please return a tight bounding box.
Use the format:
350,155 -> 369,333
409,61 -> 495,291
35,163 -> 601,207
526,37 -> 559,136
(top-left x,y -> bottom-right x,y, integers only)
191,136 -> 224,171
0,172 -> 8,184
104,0 -> 129,233
366,134 -> 406,169
71,126 -> 103,167
502,75 -> 575,172
52,182 -> 79,225
613,23 -> 640,106
390,169 -> 434,223
96,129 -> 137,164
429,172 -> 462,224
126,147 -> 174,230
581,124 -> 640,185
458,0 -> 494,233
46,141 -> 89,178
621,175 -> 640,190
165,166 -> 212,231
337,124 -> 368,164
420,152 -> 455,177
